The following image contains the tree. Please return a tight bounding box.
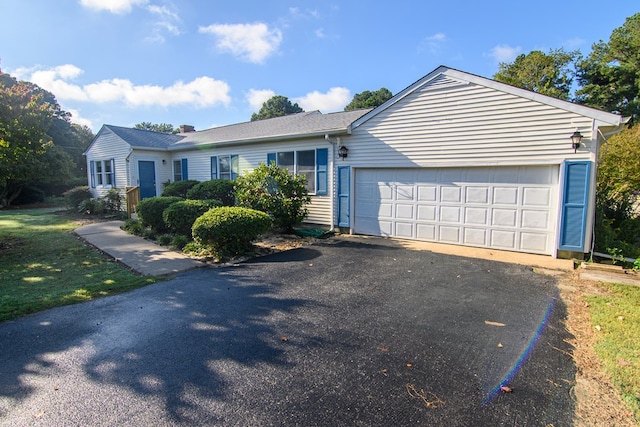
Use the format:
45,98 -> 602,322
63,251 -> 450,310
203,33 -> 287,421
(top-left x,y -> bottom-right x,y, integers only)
344,87 -> 393,111
576,12 -> 640,123
134,122 -> 177,133
0,69 -> 84,205
251,95 -> 304,121
493,49 -> 579,100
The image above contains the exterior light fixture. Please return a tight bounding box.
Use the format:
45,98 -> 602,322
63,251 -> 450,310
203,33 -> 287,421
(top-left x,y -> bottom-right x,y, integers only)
338,145 -> 348,160
570,130 -> 583,153
162,159 -> 167,165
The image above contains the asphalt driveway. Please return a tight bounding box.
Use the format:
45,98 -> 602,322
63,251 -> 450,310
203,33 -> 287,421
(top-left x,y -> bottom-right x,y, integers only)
0,236 -> 575,426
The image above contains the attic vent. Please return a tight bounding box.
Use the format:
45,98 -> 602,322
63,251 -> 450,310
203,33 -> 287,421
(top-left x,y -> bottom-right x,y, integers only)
180,124 -> 195,133
423,75 -> 469,91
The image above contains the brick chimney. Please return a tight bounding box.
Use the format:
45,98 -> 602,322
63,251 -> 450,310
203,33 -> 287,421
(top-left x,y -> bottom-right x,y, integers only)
179,124 -> 195,133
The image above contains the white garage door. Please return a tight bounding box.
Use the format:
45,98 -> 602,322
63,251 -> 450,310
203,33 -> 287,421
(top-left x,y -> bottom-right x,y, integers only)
354,166 -> 558,255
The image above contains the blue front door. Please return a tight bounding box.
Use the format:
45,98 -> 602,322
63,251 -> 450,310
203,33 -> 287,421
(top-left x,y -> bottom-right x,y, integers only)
559,161 -> 591,252
139,161 -> 156,199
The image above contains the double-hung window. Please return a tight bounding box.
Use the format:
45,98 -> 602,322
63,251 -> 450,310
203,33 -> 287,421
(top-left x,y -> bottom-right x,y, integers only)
267,148 -> 328,195
173,159 -> 188,181
90,159 -> 115,188
210,155 -> 239,180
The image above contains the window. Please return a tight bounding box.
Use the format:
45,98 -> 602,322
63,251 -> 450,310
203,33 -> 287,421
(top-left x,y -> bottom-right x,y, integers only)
90,159 -> 115,188
267,148 -> 328,194
173,159 -> 188,181
211,155 -> 239,180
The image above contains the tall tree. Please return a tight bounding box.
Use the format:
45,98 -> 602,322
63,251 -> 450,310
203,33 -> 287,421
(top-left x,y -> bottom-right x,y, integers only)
344,87 -> 393,111
251,95 -> 303,121
576,12 -> 640,123
134,122 -> 177,133
493,49 -> 579,100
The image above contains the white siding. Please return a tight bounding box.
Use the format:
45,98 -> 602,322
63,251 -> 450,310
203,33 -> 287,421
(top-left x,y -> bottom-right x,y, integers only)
85,128 -> 131,198
171,137 -> 336,225
130,151 -> 170,197
345,81 -> 596,167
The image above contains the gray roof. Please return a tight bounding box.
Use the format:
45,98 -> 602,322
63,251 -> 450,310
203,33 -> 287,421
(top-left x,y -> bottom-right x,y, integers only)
104,125 -> 185,149
170,109 -> 371,150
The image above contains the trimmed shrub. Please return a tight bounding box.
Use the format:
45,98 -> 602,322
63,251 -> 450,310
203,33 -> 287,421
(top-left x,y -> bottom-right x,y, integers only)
162,180 -> 200,198
187,179 -> 235,206
102,188 -> 123,212
163,199 -> 223,235
78,198 -> 105,215
63,186 -> 92,210
192,206 -> 271,258
235,163 -> 310,232
172,235 -> 190,250
121,218 -> 144,236
136,196 -> 183,232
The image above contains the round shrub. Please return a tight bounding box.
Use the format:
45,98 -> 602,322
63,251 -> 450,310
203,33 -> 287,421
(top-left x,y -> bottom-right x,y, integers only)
187,179 -> 235,206
192,206 -> 272,258
163,199 -> 223,235
136,196 -> 183,232
235,163 -> 310,232
63,186 -> 92,210
77,198 -> 105,215
162,180 -> 200,198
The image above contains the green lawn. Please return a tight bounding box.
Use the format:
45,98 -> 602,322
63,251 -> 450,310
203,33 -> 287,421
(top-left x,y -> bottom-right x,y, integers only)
0,208 -> 160,322
587,282 -> 640,422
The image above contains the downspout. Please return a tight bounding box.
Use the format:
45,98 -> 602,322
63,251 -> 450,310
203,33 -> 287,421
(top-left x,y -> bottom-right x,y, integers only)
125,148 -> 133,189
325,134 -> 340,231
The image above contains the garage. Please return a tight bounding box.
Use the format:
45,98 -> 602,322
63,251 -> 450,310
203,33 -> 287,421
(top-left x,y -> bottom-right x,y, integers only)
353,166 -> 558,255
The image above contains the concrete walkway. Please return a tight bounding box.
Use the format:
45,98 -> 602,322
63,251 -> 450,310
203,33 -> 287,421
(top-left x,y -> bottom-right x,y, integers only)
75,221 -> 204,276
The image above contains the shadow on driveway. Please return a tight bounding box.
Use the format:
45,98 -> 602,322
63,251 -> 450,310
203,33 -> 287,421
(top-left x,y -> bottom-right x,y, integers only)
0,237 -> 576,426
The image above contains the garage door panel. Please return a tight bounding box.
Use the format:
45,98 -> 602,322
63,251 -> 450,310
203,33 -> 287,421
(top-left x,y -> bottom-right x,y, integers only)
464,228 -> 487,246
465,207 -> 488,225
417,223 -> 436,240
441,187 -> 461,202
492,209 -> 517,227
418,186 -> 437,201
396,204 -> 414,219
417,205 -> 436,221
466,187 -> 489,204
440,206 -> 461,223
521,210 -> 549,229
494,187 -> 519,205
523,187 -> 550,206
395,222 -> 414,238
354,166 -> 557,255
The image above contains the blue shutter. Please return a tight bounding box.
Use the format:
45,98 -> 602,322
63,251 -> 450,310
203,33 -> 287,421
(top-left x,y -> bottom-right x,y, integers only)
267,153 -> 276,165
89,160 -> 96,188
559,161 -> 591,251
211,156 -> 218,179
316,148 -> 328,195
181,158 -> 188,180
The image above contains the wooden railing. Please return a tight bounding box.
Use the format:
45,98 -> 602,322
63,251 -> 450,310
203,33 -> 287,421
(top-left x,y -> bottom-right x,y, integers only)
125,186 -> 140,218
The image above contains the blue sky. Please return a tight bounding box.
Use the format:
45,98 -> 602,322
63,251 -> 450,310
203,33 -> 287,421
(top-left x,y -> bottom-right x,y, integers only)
1,1 -> 637,133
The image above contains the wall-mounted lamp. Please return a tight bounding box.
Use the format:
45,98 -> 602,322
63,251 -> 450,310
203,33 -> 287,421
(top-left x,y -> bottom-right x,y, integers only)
338,145 -> 348,160
570,130 -> 583,153
162,159 -> 167,165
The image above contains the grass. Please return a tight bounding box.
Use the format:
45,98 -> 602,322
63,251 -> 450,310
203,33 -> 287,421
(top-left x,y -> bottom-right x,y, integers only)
586,282 -> 640,422
0,207 -> 161,322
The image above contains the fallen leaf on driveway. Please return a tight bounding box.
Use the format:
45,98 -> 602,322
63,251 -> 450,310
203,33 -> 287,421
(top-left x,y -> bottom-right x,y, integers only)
280,336 -> 288,342
500,385 -> 513,393
377,346 -> 390,352
406,383 -> 444,408
485,320 -> 506,327
497,342 -> 504,348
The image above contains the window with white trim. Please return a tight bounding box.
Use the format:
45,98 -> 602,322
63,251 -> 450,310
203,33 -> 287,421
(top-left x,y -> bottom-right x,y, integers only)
211,155 -> 239,180
90,159 -> 115,188
173,159 -> 188,181
267,148 -> 328,194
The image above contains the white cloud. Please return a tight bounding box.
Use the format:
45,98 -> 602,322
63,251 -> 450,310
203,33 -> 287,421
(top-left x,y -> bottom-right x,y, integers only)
246,89 -> 275,111
294,87 -> 351,112
20,65 -> 231,108
419,33 -> 446,54
315,28 -> 326,39
198,23 -> 282,64
489,44 -> 523,63
145,4 -> 181,43
79,0 -> 147,14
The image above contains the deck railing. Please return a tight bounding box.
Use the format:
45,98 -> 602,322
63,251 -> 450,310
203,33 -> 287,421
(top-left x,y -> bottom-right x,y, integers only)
125,186 -> 140,218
